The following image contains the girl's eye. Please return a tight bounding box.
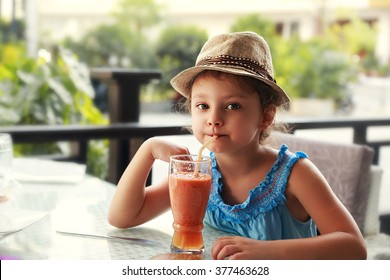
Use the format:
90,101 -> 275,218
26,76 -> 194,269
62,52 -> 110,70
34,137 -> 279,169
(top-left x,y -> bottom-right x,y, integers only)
196,103 -> 209,110
226,103 -> 241,110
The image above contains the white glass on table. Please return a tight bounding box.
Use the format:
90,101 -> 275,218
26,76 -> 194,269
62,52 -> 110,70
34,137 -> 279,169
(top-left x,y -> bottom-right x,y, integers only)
0,133 -> 16,205
0,134 -> 48,236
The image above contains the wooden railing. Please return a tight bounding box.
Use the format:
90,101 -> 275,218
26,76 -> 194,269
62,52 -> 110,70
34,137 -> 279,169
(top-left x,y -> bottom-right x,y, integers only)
1,116 -> 389,184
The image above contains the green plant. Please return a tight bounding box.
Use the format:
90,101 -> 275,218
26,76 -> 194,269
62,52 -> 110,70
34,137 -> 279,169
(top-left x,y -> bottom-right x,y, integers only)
228,12 -> 368,107
63,0 -> 162,69
274,38 -> 358,105
324,13 -> 388,76
63,25 -> 156,69
0,43 -> 109,178
230,13 -> 278,52
299,48 -> 356,101
112,0 -> 163,33
1,45 -> 105,125
0,18 -> 25,43
325,13 -> 377,59
155,25 -> 208,96
360,51 -> 390,76
272,35 -> 309,100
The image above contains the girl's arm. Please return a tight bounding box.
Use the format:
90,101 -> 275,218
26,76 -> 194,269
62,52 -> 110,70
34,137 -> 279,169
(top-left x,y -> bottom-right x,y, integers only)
107,137 -> 189,228
285,158 -> 367,259
212,158 -> 367,260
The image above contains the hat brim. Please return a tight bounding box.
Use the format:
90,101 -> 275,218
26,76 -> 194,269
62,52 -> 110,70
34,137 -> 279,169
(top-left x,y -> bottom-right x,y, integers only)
170,65 -> 290,106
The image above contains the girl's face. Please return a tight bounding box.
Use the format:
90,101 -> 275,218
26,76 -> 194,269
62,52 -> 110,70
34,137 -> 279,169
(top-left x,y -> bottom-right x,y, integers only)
190,73 -> 270,155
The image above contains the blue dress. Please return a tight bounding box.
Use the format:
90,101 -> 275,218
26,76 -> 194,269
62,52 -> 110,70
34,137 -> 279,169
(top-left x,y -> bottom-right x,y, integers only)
204,145 -> 317,240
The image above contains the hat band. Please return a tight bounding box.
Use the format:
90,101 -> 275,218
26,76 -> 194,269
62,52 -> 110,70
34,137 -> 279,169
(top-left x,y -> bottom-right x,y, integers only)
196,55 -> 276,83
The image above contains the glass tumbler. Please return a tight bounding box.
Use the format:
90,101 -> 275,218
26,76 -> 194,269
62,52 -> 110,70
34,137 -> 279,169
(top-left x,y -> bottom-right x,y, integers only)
169,155 -> 212,254
0,133 -> 14,204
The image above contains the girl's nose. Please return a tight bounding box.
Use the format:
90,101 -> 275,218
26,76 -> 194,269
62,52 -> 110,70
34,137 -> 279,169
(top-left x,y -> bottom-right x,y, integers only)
207,111 -> 223,126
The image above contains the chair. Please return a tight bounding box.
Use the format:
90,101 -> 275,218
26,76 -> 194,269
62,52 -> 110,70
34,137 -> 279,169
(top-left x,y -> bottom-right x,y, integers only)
269,132 -> 383,236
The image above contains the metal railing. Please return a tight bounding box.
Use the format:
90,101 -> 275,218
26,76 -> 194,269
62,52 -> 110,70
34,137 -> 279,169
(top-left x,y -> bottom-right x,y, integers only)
288,117 -> 390,164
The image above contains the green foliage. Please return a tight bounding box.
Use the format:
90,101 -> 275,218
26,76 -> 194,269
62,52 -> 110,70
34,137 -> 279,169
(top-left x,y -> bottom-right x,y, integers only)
63,25 -> 156,68
63,0 -> 162,68
0,46 -> 105,126
0,19 -> 25,43
230,13 -> 278,51
230,13 -> 360,105
272,36 -> 357,104
0,43 -> 109,178
272,36 -> 309,99
155,25 -> 208,93
86,139 -> 109,180
112,0 -> 163,33
299,46 -> 355,101
325,15 -> 376,56
361,51 -> 390,76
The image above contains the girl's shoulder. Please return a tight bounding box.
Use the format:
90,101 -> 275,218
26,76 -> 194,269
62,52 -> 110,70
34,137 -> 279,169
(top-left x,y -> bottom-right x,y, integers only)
260,144 -> 310,196
264,144 -> 308,170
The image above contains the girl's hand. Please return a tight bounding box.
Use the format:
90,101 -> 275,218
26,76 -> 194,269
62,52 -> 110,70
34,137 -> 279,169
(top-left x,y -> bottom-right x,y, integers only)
148,138 -> 190,163
211,236 -> 268,260
108,137 -> 190,229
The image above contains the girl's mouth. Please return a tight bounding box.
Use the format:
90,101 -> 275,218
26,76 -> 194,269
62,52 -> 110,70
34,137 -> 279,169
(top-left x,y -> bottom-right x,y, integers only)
208,134 -> 220,139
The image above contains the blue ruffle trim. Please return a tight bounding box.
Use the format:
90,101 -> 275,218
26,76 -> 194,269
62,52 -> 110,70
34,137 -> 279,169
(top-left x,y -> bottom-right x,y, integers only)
207,145 -> 308,223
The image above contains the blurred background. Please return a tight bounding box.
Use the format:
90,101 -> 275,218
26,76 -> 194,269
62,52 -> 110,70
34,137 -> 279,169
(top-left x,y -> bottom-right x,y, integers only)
1,0 -> 389,116
0,0 -> 389,196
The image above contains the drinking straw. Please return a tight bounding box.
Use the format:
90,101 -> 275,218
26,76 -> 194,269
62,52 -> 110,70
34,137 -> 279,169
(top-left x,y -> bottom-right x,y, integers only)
194,136 -> 217,176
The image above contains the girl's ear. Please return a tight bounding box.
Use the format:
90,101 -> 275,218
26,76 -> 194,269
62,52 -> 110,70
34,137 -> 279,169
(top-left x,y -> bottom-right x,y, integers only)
260,105 -> 276,129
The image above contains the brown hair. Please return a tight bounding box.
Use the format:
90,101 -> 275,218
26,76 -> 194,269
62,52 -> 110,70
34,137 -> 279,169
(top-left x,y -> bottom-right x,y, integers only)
177,70 -> 290,143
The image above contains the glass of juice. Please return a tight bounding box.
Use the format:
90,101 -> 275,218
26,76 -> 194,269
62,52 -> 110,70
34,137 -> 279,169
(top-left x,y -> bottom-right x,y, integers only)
169,154 -> 212,254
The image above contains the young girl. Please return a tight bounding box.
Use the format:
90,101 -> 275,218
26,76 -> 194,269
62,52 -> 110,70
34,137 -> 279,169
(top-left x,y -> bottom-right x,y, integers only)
108,31 -> 367,260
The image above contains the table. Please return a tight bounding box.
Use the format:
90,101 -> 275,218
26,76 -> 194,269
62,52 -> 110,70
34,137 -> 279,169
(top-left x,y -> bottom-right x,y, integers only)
0,158 -> 225,260
1,158 -> 389,260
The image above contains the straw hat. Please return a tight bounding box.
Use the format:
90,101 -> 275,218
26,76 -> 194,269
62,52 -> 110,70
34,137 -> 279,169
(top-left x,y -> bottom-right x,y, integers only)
170,31 -> 290,106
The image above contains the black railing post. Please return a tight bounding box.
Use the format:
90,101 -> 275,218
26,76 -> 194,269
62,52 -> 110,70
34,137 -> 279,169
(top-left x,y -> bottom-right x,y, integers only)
353,125 -> 368,145
90,68 -> 161,184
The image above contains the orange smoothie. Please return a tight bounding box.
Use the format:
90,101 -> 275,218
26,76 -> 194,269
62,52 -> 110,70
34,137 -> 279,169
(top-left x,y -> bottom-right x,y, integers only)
169,172 -> 212,253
